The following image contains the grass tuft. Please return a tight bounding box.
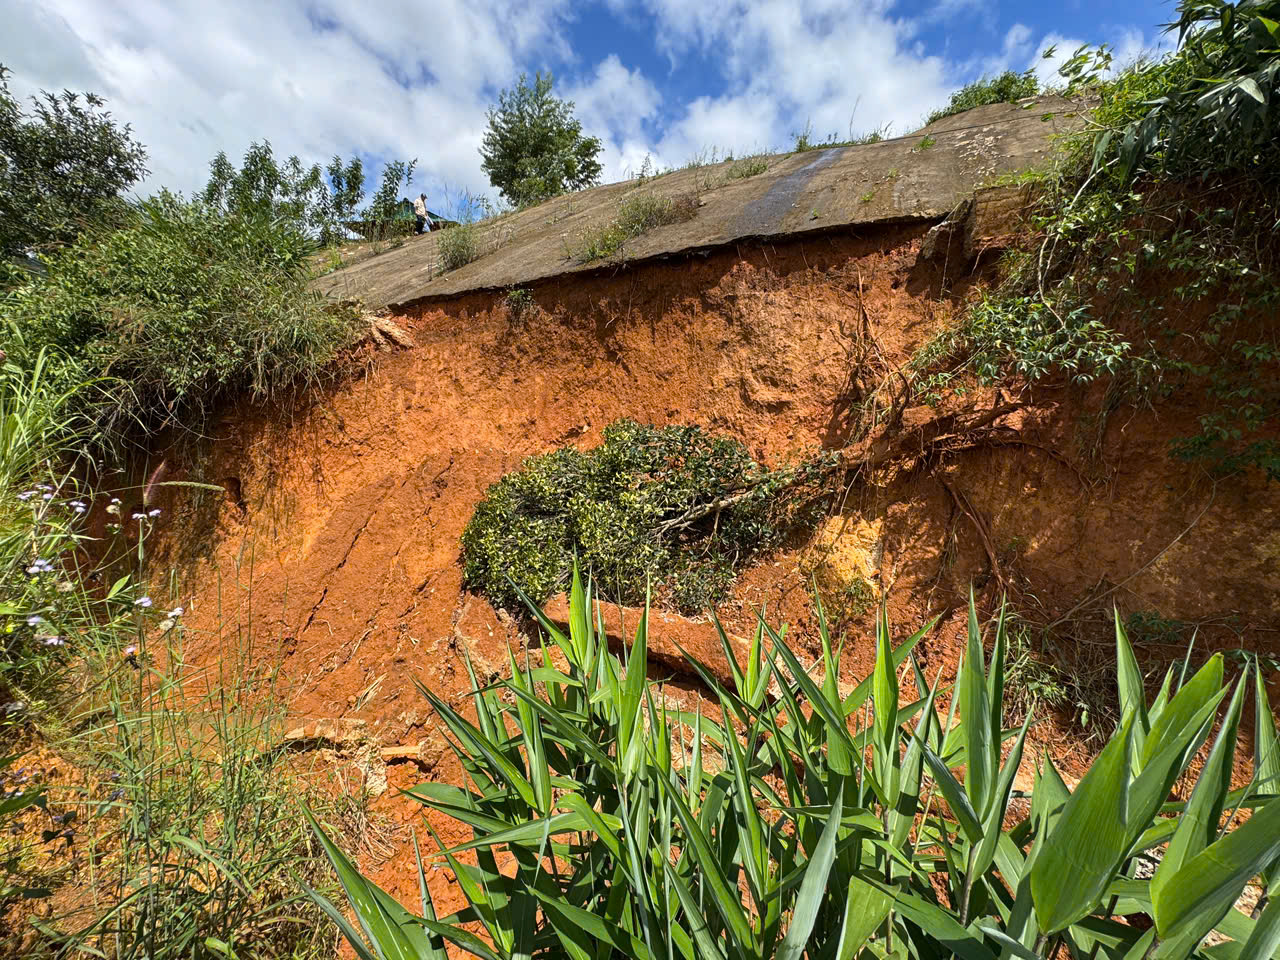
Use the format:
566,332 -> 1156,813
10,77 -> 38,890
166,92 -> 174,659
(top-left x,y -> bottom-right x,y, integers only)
570,190 -> 699,263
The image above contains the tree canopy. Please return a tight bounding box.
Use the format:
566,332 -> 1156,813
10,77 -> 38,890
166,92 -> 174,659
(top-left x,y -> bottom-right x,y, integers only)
479,72 -> 602,208
0,65 -> 148,258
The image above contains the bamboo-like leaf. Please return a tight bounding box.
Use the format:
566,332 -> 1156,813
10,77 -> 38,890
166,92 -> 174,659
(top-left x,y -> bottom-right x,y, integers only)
1152,797 -> 1280,944
654,764 -> 758,955
840,617 -> 938,717
1142,653 -> 1223,769
662,859 -> 728,960
1031,716 -> 1134,933
303,808 -> 430,959
960,590 -> 995,818
825,603 -> 854,778
1150,669 -> 1247,905
890,668 -> 942,848
1242,894 -> 1280,960
873,603 -> 899,751
1115,613 -> 1148,747
777,789 -> 843,960
835,873 -> 894,960
972,710 -> 1032,878
881,884 -> 998,960
920,738 -> 984,844
411,834 -> 448,959
301,883 -> 380,960
987,598 -> 1008,741
533,888 -> 655,960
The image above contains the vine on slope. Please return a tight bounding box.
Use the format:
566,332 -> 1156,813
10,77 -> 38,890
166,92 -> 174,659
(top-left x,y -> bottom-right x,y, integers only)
913,0 -> 1280,480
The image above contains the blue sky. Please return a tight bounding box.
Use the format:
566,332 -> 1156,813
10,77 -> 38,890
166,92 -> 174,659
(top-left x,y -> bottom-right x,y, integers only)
4,0 -> 1176,214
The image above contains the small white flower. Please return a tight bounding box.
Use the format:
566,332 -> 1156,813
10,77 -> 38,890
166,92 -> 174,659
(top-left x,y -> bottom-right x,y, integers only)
36,484 -> 52,493
167,606 -> 184,618
41,636 -> 65,647
109,497 -> 120,505
26,559 -> 54,575
25,615 -> 43,626
131,512 -> 146,521
123,645 -> 137,658
17,490 -> 36,501
147,508 -> 161,517
134,597 -> 152,608
41,493 -> 53,500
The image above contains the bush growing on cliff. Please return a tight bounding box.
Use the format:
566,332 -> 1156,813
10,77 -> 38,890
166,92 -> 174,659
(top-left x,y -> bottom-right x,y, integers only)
461,420 -> 835,611
309,574 -> 1280,960
1,191 -> 359,443
912,0 -> 1280,480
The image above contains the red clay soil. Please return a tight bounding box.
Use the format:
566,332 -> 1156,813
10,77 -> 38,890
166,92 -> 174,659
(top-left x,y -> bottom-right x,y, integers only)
143,223 -> 1279,913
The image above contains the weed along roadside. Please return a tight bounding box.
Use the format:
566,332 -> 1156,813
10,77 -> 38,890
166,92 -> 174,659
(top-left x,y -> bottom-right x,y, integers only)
1,2 -> 1280,957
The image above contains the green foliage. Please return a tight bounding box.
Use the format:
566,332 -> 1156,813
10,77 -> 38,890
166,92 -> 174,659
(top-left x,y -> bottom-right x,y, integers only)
363,158 -> 417,226
480,72 -> 603,208
0,65 -> 148,259
0,352 -> 102,713
912,292 -> 1133,403
570,189 -> 699,263
1,191 -> 359,441
725,154 -> 770,180
503,287 -> 534,324
201,140 -> 374,245
436,221 -> 484,272
310,577 -> 1280,959
927,69 -> 1041,125
912,2 -> 1280,479
0,754 -> 47,900
1085,0 -> 1280,182
51,633 -> 341,959
0,358 -> 345,954
461,420 -> 835,611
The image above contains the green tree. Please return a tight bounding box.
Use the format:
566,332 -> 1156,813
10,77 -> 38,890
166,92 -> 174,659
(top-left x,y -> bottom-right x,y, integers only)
203,142 -> 384,244
326,153 -> 365,224
0,65 -> 148,259
479,72 -> 603,207
363,157 -> 416,224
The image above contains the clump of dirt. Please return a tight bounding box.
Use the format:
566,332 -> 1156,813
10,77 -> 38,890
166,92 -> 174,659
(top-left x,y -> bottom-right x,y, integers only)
144,222 -> 1278,908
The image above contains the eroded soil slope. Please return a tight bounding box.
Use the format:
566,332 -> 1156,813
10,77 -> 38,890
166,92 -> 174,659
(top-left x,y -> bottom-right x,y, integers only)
154,223 -> 1279,906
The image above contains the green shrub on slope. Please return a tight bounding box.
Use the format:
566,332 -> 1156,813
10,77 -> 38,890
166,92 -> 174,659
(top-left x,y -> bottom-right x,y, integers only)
2,192 -> 358,442
461,420 -> 835,611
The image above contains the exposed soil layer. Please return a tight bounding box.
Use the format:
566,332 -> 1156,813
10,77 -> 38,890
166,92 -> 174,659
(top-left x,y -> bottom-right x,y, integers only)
150,223 -> 1279,909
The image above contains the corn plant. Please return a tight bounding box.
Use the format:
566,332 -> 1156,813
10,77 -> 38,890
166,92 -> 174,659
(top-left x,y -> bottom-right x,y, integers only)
308,569 -> 1280,959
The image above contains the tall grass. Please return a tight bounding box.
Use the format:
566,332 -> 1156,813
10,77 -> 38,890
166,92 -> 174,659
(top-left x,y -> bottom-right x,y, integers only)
570,189 -> 698,263
51,622 -> 342,959
0,352 -> 350,957
311,569 -> 1280,959
0,352 -> 100,713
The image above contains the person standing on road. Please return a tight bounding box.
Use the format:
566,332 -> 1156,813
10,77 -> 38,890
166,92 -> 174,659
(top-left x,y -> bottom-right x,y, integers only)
413,193 -> 432,234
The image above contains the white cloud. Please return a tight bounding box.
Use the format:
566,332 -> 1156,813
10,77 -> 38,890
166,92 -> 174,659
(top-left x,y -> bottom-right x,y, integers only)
563,55 -> 663,182
1,0 -> 576,204
3,0 -> 1177,208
